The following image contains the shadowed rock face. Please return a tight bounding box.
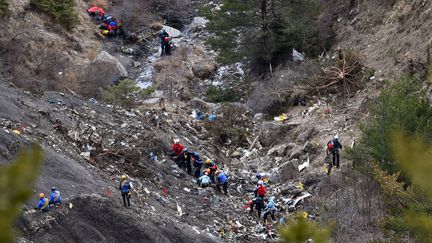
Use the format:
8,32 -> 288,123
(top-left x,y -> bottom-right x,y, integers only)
19,196 -> 219,243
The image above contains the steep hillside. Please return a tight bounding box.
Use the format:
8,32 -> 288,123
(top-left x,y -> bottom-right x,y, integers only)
2,0 -> 432,242
332,0 -> 432,78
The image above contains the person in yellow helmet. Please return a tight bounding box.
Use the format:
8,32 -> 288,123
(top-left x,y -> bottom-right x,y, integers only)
119,175 -> 132,207
204,159 -> 218,182
36,193 -> 50,212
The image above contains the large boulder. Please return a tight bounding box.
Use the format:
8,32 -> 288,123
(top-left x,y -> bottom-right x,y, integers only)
271,160 -> 299,183
267,144 -> 288,156
260,122 -> 298,147
190,17 -> 209,33
162,25 -> 182,38
96,51 -> 128,78
296,127 -> 318,143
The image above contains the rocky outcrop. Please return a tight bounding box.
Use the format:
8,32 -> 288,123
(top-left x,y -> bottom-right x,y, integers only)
259,122 -> 299,147
96,51 -> 128,79
190,17 -> 209,33
162,25 -> 182,38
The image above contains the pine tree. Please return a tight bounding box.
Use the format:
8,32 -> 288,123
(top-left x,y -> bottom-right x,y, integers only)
202,0 -> 321,72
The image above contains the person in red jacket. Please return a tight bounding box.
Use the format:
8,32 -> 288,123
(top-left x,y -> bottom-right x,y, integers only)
171,138 -> 184,156
255,180 -> 267,198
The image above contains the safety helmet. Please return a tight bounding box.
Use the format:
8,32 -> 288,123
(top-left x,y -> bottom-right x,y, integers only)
257,180 -> 263,185
205,159 -> 212,164
334,134 -> 339,140
248,200 -> 253,206
51,187 -> 56,191
121,175 -> 127,180
174,138 -> 180,143
39,193 -> 44,198
164,37 -> 169,42
183,148 -> 188,153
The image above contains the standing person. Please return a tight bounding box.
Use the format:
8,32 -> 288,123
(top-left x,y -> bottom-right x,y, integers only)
262,196 -> 277,223
205,159 -> 218,182
164,37 -> 172,55
254,180 -> 266,198
49,187 -> 62,206
326,134 -> 343,168
177,149 -> 192,174
249,196 -> 264,219
215,171 -> 229,195
36,193 -> 49,212
171,138 -> 184,157
191,152 -> 203,178
171,138 -> 184,165
256,172 -> 270,183
159,29 -> 169,56
119,175 -> 132,207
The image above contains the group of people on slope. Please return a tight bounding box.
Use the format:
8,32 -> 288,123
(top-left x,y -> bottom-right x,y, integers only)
35,132 -> 343,215
35,187 -> 62,212
172,138 -> 229,195
247,174 -> 277,223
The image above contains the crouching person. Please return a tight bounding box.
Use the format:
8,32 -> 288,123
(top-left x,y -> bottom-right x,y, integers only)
215,171 -> 229,195
49,187 -> 62,206
197,172 -> 211,188
36,193 -> 49,212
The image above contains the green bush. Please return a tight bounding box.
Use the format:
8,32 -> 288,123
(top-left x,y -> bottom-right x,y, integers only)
0,0 -> 9,17
140,85 -> 155,97
102,79 -> 140,108
30,0 -> 79,30
349,75 -> 432,175
205,85 -> 242,103
279,212 -> 332,243
0,145 -> 42,243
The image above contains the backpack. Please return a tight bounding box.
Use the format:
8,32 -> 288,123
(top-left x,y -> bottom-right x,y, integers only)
257,185 -> 266,196
327,141 -> 334,151
121,181 -> 130,193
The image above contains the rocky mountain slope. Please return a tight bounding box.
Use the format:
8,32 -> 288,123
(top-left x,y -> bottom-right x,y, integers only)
332,0 -> 432,78
0,74 -> 371,242
1,0 -> 430,242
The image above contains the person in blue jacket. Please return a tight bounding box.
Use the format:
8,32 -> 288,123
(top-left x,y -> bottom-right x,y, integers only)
262,196 -> 277,223
191,152 -> 203,178
197,172 -> 211,188
119,175 -> 132,207
215,170 -> 229,195
36,193 -> 49,212
49,187 -> 62,206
